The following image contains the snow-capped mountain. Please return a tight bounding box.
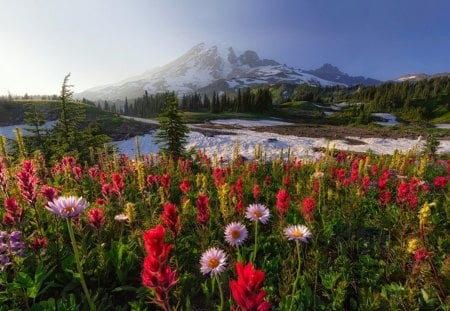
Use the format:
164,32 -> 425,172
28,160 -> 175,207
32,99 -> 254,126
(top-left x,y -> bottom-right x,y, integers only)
77,43 -> 347,101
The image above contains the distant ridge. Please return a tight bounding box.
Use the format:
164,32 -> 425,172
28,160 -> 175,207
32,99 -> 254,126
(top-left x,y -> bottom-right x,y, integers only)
76,43 -> 380,102
305,63 -> 381,86
396,72 -> 450,82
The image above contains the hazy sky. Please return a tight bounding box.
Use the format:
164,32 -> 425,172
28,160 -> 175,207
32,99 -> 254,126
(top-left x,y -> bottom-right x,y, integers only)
1,0 -> 449,95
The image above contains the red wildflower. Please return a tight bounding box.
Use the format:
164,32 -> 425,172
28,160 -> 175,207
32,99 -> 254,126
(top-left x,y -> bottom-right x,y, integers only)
88,208 -> 105,230
112,173 -> 125,196
433,176 -> 447,190
330,166 -> 336,178
301,197 -> 316,222
283,176 -> 291,187
179,178 -> 190,195
147,175 -> 159,186
96,198 -> 106,205
142,225 -> 177,309
213,167 -> 226,187
414,249 -> 433,263
30,237 -> 47,253
236,201 -> 244,213
396,181 -> 418,209
362,176 -> 371,193
72,166 -> 83,180
230,262 -> 271,311
252,184 -> 261,200
336,168 -> 346,181
370,164 -> 378,177
161,203 -> 179,237
378,190 -> 391,206
161,174 -> 171,190
99,172 -> 107,185
88,166 -> 99,180
264,176 -> 271,186
61,156 -> 76,168
195,194 -> 209,226
350,169 -> 359,183
101,183 -> 112,199
40,185 -> 58,202
276,189 -> 290,216
17,160 -> 39,205
312,179 -> 320,193
336,152 -> 346,163
3,197 -> 23,224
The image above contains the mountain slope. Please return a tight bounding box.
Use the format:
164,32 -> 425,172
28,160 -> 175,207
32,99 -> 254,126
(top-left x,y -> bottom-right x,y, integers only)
306,63 -> 381,86
77,43 -> 368,101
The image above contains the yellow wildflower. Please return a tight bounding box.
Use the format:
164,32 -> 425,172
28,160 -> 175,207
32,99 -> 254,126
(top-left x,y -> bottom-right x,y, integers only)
407,238 -> 420,254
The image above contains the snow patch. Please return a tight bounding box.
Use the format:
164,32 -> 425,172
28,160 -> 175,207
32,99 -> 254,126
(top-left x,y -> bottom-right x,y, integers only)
435,123 -> 450,129
209,119 -> 294,128
372,113 -> 400,126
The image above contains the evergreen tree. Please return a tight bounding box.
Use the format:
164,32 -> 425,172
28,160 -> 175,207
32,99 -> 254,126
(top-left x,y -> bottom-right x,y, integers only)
154,94 -> 190,159
23,103 -> 48,156
48,74 -> 110,162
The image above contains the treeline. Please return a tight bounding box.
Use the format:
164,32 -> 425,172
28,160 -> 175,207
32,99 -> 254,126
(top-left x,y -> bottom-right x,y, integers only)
100,87 -> 273,117
351,76 -> 450,120
281,84 -> 350,104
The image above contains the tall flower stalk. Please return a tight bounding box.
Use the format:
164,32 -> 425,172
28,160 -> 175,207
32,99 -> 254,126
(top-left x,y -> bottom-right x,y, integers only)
284,224 -> 311,310
46,196 -> 95,310
200,247 -> 227,310
245,204 -> 270,262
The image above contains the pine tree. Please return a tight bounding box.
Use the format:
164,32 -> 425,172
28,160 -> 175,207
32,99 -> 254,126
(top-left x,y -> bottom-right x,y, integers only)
154,94 -> 190,159
48,74 -> 110,162
23,103 -> 48,156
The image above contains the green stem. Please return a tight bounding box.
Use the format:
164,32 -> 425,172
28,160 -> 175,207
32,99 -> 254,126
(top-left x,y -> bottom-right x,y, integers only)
252,222 -> 258,262
67,219 -> 95,311
289,241 -> 301,311
215,275 -> 224,311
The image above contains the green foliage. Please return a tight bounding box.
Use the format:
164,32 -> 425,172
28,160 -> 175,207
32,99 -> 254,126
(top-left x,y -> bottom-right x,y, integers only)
154,94 -> 190,159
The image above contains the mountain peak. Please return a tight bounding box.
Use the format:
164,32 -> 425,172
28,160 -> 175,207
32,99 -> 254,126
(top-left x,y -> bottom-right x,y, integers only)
306,63 -> 381,86
77,44 -> 353,102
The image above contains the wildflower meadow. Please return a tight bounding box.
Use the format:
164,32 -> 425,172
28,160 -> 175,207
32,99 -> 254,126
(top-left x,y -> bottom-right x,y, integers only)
0,144 -> 448,310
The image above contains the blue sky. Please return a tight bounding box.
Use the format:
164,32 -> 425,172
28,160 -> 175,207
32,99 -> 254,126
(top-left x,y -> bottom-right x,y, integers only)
1,0 -> 449,95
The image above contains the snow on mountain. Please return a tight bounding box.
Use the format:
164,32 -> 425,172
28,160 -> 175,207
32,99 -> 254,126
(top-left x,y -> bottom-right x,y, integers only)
396,72 -> 450,82
77,43 -> 345,102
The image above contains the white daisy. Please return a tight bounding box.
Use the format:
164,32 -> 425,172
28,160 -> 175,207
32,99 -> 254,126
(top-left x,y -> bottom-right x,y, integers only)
46,196 -> 88,218
224,222 -> 248,247
200,247 -> 227,276
283,225 -> 312,243
245,204 -> 270,224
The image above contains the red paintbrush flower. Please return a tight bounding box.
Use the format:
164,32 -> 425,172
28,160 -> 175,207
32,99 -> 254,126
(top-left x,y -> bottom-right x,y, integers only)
141,225 -> 177,309
301,197 -> 316,222
40,185 -> 58,202
179,178 -> 190,194
17,160 -> 39,205
88,208 -> 105,230
433,176 -> 447,190
161,174 -> 171,190
112,172 -> 125,196
252,184 -> 260,200
276,189 -> 290,216
230,262 -> 271,311
72,166 -> 83,180
196,194 -> 210,226
161,203 -> 179,237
